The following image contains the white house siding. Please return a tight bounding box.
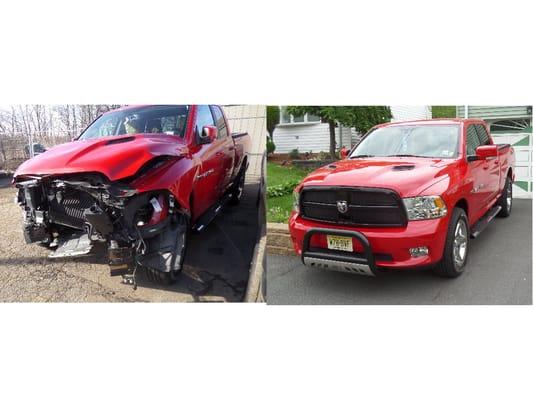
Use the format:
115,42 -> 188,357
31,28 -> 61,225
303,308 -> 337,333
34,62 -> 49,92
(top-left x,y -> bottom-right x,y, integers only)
390,106 -> 432,122
273,106 -> 431,154
222,105 -> 266,177
273,122 -> 356,154
457,106 -> 530,119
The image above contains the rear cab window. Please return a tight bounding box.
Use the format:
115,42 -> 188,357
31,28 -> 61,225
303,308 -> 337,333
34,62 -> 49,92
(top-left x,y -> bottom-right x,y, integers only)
466,125 -> 481,156
474,124 -> 491,145
210,105 -> 228,139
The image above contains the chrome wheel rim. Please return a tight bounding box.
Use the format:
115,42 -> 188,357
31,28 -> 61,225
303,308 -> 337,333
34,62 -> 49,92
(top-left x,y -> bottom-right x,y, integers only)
452,219 -> 468,268
506,183 -> 512,212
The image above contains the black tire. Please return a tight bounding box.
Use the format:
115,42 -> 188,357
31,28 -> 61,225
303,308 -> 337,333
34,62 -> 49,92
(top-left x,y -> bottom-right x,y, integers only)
229,167 -> 246,206
144,214 -> 189,285
497,176 -> 512,218
433,208 -> 469,278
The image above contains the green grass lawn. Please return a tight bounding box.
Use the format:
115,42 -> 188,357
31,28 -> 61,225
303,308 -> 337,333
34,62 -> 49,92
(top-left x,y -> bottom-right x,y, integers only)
267,162 -> 310,223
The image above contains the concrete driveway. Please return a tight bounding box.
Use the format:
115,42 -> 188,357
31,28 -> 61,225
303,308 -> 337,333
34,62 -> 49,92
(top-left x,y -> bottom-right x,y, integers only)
267,199 -> 532,305
0,163 -> 261,302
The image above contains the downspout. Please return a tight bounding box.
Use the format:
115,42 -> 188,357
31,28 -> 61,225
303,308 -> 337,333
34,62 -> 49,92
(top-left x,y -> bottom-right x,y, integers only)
464,105 -> 469,119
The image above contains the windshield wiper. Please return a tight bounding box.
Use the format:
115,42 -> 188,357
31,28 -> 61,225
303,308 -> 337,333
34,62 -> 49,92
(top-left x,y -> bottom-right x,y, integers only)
350,154 -> 375,158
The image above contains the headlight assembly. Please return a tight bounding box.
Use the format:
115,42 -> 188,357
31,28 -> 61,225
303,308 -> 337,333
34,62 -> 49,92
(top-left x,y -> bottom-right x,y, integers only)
402,195 -> 447,220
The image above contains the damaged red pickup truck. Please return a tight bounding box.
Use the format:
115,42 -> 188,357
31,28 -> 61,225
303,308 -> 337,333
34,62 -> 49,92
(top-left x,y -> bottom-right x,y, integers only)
289,119 -> 515,278
13,105 -> 250,284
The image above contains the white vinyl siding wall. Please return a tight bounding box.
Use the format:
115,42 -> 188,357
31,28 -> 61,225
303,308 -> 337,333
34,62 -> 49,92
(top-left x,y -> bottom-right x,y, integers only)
457,106 -> 531,119
222,105 -> 266,177
390,106 -> 432,122
273,123 -> 356,154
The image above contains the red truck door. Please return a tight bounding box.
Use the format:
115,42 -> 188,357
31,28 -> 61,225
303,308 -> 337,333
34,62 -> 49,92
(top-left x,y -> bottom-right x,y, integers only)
465,123 -> 496,222
475,123 -> 500,204
211,105 -> 235,192
191,105 -> 226,217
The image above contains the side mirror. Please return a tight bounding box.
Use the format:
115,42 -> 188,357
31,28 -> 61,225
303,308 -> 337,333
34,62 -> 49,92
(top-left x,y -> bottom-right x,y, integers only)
475,144 -> 498,160
199,125 -> 218,144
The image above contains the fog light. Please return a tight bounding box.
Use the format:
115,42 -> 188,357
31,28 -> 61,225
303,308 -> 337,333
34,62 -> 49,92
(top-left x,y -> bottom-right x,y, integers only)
409,246 -> 429,257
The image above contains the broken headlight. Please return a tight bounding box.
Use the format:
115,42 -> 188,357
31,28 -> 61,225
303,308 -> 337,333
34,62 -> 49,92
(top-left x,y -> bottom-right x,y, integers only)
135,193 -> 169,227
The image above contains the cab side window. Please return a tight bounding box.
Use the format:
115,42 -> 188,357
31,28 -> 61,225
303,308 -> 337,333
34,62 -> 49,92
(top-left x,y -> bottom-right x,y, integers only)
211,105 -> 228,139
475,124 -> 490,146
466,125 -> 481,156
195,105 -> 216,140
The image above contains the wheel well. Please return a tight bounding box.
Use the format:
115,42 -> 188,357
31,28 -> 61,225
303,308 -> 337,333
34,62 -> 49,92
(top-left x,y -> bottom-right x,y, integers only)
454,199 -> 468,218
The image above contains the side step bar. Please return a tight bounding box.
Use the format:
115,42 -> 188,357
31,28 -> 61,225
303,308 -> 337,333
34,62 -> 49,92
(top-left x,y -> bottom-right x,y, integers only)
470,205 -> 502,238
192,191 -> 234,233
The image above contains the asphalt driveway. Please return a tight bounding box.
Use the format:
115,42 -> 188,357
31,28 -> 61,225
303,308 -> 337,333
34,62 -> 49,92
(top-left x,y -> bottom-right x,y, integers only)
267,199 -> 532,305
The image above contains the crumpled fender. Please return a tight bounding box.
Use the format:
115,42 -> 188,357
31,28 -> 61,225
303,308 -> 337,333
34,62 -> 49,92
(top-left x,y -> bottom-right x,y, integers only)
129,156 -> 198,215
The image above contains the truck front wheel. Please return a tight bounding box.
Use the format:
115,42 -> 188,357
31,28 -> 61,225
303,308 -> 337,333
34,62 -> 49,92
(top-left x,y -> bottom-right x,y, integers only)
433,208 -> 469,278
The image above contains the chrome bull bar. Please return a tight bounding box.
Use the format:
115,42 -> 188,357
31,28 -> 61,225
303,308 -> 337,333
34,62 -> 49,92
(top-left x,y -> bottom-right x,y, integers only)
301,228 -> 377,277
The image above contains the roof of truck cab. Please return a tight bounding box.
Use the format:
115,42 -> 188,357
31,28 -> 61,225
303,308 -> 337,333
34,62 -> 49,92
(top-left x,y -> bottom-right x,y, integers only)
378,118 -> 485,128
103,105 -> 170,114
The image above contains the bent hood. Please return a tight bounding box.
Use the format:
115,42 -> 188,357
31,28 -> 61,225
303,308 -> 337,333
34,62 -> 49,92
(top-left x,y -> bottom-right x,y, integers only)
301,157 -> 458,198
14,134 -> 188,181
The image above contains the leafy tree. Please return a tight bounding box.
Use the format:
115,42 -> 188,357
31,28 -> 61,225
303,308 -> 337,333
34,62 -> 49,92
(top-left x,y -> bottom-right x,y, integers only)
431,106 -> 456,118
266,106 -> 280,139
286,106 -> 392,158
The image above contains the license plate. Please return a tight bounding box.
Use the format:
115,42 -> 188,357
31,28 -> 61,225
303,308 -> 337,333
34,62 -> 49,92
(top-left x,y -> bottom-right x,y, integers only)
326,235 -> 353,252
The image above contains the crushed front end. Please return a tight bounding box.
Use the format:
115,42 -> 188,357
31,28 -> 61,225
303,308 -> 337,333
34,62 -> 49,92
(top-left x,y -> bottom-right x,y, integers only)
15,172 -> 188,286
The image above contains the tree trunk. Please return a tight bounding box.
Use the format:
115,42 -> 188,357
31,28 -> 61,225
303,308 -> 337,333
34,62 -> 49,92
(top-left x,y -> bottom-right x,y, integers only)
328,119 -> 336,159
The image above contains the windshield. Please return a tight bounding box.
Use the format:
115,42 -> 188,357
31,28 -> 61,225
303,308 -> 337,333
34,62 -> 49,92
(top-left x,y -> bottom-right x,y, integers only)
350,124 -> 460,159
78,105 -> 190,140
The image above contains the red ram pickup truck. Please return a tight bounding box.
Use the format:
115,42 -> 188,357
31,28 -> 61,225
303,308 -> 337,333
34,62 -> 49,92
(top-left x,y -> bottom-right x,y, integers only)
13,105 -> 251,285
289,119 -> 515,278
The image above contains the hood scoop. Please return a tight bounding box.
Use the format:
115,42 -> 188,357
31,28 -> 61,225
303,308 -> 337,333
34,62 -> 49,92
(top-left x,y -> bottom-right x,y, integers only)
106,136 -> 135,146
392,164 -> 415,171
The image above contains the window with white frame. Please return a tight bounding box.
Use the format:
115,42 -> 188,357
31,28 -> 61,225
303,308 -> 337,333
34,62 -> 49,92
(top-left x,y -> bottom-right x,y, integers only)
279,106 -> 321,124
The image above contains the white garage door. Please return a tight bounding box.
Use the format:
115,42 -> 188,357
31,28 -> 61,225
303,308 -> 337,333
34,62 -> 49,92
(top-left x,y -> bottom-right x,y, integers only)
489,119 -> 532,198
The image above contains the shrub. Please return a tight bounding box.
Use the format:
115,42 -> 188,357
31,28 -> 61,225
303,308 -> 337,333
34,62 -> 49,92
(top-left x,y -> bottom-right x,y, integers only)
317,151 -> 330,161
266,137 -> 276,155
267,179 -> 300,198
289,148 -> 300,160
